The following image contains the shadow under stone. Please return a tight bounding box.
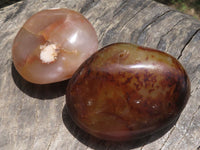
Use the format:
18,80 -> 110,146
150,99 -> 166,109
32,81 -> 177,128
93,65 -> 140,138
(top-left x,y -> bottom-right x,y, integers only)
62,103 -> 179,150
11,63 -> 69,100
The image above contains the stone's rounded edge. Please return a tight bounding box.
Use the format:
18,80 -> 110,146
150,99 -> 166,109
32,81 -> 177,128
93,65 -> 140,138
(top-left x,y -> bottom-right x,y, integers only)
12,8 -> 98,84
66,42 -> 191,141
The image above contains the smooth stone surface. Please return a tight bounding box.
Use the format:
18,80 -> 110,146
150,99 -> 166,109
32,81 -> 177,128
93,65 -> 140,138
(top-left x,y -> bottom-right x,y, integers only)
66,43 -> 190,141
12,8 -> 98,84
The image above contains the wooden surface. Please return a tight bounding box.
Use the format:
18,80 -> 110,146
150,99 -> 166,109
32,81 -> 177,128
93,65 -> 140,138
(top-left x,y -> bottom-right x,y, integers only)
0,0 -> 200,149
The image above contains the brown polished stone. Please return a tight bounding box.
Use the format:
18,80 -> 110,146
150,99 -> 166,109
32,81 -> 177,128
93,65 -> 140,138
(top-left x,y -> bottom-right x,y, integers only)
66,43 -> 190,141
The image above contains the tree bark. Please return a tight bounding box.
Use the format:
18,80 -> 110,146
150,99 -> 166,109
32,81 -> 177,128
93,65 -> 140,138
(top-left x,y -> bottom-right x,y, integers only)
0,0 -> 200,149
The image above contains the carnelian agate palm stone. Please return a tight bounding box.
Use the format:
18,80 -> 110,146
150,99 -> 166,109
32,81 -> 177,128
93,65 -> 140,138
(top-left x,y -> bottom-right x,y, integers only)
12,9 -> 98,84
66,43 -> 190,141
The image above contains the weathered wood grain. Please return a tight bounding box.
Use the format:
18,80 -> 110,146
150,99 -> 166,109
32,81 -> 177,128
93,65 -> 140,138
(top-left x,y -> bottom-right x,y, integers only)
0,0 -> 200,149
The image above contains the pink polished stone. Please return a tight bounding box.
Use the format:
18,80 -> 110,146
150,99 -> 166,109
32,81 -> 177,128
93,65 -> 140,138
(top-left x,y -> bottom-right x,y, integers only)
12,8 -> 98,84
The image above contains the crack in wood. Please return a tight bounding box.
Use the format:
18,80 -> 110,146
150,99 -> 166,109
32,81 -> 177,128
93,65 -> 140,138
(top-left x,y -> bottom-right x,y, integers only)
136,9 -> 173,44
46,124 -> 61,150
100,0 -> 152,45
159,126 -> 176,150
3,1 -> 26,22
177,28 -> 200,60
173,106 -> 200,149
113,0 -> 149,18
191,83 -> 199,94
119,0 -> 153,32
157,17 -> 186,50
27,101 -> 39,150
80,0 -> 99,14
